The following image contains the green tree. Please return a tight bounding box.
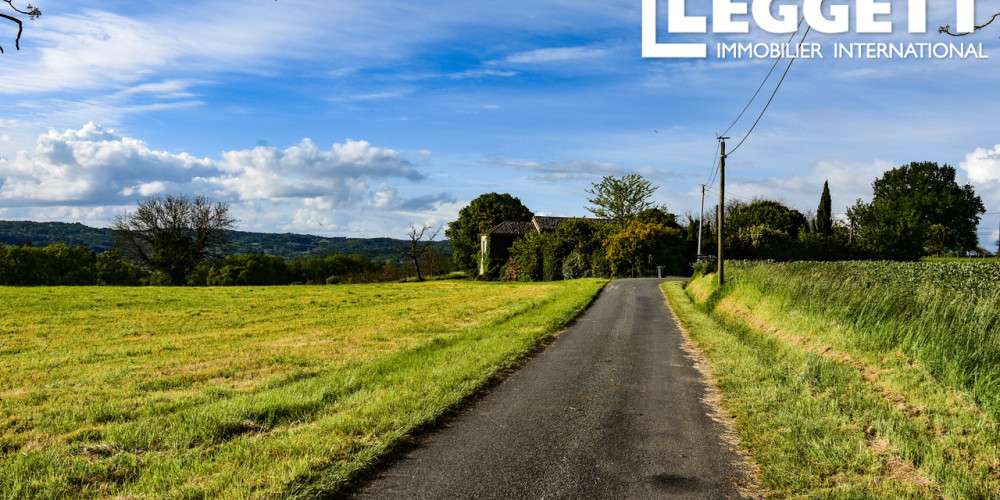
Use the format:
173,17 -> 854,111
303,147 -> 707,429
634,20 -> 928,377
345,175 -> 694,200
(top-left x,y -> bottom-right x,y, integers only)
724,199 -> 808,260
725,199 -> 808,239
95,250 -> 144,286
445,193 -> 532,273
925,223 -> 953,257
636,207 -> 680,228
501,232 -> 545,282
541,218 -> 609,281
603,220 -> 685,277
816,180 -> 833,235
848,162 -> 985,260
112,194 -> 237,285
419,246 -> 451,277
585,174 -> 658,224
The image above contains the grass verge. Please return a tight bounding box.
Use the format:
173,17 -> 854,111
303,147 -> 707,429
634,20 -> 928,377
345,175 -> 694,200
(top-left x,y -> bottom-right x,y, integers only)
1,279 -> 606,498
663,273 -> 1000,499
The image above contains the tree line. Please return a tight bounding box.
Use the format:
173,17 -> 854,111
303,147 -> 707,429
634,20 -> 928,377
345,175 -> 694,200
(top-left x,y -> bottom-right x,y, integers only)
709,161 -> 987,263
444,161 -> 988,282
0,243 -> 453,286
0,194 -> 453,286
0,161 -> 985,286
0,220 -> 451,262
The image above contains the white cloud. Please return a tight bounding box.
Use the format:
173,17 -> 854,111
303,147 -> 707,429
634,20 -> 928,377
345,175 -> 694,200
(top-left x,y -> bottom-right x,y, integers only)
724,159 -> 896,215
484,155 -> 624,175
210,138 -> 424,208
505,46 -> 610,64
0,123 -> 457,237
0,122 -> 215,204
372,184 -> 398,209
288,208 -> 336,232
368,182 -> 455,211
960,144 -> 1000,184
446,69 -> 519,79
120,181 -> 167,197
482,155 -> 667,182
329,89 -> 416,102
0,124 -> 429,212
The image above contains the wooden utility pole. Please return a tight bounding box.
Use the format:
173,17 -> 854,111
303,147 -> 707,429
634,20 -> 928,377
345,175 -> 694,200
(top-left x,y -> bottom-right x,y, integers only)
718,137 -> 728,286
697,183 -> 705,257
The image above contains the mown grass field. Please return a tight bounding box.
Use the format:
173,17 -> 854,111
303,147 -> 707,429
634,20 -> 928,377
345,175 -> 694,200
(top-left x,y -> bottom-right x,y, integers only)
0,279 -> 606,498
664,261 -> 1000,498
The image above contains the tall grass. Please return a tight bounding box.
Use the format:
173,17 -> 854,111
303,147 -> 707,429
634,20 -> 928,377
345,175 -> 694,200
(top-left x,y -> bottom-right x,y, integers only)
670,263 -> 1000,497
724,261 -> 1000,420
0,280 -> 606,498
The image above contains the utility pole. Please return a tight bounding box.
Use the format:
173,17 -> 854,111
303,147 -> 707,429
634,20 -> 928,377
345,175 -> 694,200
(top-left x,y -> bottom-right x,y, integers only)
697,184 -> 705,257
717,136 -> 728,286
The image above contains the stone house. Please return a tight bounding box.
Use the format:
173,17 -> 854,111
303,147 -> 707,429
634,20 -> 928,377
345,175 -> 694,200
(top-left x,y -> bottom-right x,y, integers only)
478,216 -> 611,275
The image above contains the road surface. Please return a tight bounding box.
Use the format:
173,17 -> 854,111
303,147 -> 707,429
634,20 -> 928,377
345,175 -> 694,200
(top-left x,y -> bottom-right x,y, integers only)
352,278 -> 750,499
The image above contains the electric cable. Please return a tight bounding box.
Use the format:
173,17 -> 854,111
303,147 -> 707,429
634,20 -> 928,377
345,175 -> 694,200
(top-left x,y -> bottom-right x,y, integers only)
721,16 -> 807,138
729,24 -> 812,155
706,141 -> 721,188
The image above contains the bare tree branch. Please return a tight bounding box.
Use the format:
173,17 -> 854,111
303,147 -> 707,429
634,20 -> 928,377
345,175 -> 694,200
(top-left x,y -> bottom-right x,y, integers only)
395,224 -> 442,282
3,0 -> 40,17
940,12 -> 1000,36
0,1 -> 40,53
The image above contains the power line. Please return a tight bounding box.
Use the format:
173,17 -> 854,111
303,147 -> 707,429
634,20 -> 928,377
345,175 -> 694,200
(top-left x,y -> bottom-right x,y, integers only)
705,186 -> 751,199
704,188 -> 754,204
720,16 -> 807,138
706,141 -> 721,187
729,25 -> 812,156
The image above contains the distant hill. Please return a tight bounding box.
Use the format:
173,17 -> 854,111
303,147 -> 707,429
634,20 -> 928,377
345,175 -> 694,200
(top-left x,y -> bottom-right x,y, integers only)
0,220 -> 452,262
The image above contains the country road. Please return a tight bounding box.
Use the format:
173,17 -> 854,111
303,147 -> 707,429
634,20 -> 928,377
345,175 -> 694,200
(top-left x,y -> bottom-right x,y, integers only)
352,278 -> 750,499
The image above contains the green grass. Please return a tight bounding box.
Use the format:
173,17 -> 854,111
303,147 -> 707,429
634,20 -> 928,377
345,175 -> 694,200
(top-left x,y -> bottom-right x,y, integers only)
723,261 -> 1000,418
663,264 -> 1000,498
0,279 -> 606,498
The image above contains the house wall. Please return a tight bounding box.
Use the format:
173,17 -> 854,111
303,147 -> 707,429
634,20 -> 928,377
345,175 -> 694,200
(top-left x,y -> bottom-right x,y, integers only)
478,233 -> 523,275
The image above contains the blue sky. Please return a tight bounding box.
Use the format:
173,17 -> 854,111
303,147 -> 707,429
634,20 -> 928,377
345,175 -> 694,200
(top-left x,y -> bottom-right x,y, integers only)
1,0 -> 999,244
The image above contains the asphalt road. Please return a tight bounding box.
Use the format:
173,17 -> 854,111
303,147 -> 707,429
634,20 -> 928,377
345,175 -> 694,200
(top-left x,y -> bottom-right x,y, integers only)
352,278 -> 749,499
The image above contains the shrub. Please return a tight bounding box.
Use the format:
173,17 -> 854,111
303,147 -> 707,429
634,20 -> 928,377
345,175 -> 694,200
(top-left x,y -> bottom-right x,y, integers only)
590,251 -> 612,279
691,256 -> 717,277
603,221 -> 685,277
502,233 -> 544,282
562,250 -> 591,279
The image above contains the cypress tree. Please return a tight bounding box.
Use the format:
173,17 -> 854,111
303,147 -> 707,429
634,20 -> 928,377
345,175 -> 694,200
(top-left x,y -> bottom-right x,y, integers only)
816,180 -> 833,235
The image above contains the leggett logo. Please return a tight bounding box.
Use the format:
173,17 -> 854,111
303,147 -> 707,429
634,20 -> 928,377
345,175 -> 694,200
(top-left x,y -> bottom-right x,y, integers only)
642,0 -> 981,59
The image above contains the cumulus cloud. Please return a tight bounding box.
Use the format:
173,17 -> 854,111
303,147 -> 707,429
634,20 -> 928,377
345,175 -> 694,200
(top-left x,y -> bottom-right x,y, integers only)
0,123 -> 430,214
0,122 -> 216,205
369,183 -> 455,211
210,138 -> 424,208
960,144 -> 1000,184
120,181 -> 168,197
723,159 -> 896,216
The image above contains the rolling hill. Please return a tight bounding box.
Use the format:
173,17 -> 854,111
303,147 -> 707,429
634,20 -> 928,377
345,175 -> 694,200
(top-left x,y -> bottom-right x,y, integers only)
0,220 -> 451,262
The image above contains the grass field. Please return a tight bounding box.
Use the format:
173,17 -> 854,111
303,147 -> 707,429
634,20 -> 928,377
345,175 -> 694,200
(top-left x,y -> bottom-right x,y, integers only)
0,279 -> 606,498
664,262 -> 1000,498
